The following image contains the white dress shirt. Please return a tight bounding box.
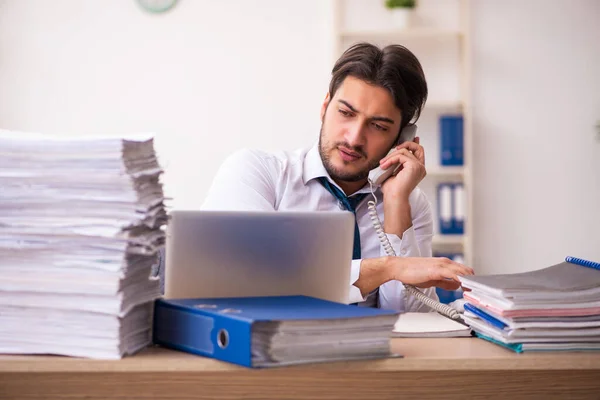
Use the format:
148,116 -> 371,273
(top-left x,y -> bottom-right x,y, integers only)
200,143 -> 438,312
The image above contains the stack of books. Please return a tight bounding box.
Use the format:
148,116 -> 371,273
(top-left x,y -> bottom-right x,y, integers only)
458,257 -> 600,352
0,130 -> 167,359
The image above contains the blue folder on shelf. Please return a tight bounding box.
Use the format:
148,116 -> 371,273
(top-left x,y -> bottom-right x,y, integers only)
437,182 -> 454,234
153,295 -> 399,368
452,183 -> 465,234
440,115 -> 464,166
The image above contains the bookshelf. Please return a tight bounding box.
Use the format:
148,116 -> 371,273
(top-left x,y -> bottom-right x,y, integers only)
339,28 -> 463,41
332,0 -> 473,266
432,235 -> 465,247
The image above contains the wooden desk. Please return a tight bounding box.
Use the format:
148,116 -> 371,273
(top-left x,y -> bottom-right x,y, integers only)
1,338 -> 600,399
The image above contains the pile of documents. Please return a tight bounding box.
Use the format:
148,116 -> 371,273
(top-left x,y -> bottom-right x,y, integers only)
0,130 -> 167,359
459,258 -> 600,352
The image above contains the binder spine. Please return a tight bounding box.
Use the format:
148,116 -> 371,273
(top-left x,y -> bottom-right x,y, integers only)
439,115 -> 464,166
153,301 -> 253,367
452,183 -> 465,235
437,183 -> 453,234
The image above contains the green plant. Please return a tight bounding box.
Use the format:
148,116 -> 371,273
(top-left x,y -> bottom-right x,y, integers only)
385,0 -> 416,8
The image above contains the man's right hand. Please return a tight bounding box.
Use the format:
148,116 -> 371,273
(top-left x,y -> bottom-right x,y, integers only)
354,256 -> 474,297
390,256 -> 474,291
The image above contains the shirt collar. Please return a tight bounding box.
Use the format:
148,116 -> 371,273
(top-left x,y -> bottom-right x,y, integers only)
302,141 -> 329,185
302,141 -> 379,197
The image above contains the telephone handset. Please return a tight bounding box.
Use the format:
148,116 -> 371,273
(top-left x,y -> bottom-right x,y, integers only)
368,124 -> 417,186
364,124 -> 461,320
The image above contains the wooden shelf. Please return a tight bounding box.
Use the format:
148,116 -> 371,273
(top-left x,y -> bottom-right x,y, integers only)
432,235 -> 465,247
423,100 -> 463,110
340,28 -> 463,41
426,166 -> 465,177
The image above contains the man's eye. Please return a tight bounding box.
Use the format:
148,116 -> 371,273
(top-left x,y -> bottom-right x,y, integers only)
338,109 -> 351,117
373,123 -> 388,132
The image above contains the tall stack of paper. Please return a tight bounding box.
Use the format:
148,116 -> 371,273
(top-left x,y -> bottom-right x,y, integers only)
0,130 -> 167,359
458,258 -> 600,352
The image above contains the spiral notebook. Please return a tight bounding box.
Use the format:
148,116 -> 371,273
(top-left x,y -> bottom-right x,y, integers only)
565,256 -> 600,270
458,256 -> 600,302
392,312 -> 471,338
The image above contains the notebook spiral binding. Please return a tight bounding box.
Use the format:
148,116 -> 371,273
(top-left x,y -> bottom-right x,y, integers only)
565,256 -> 600,271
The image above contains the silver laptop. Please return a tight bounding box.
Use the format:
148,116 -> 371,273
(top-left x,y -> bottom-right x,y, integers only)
164,210 -> 355,303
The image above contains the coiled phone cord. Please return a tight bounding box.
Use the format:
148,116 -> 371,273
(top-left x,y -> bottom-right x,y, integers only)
366,181 -> 460,320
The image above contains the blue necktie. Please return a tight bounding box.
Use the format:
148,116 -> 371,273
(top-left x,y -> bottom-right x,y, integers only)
318,177 -> 379,308
317,177 -> 368,260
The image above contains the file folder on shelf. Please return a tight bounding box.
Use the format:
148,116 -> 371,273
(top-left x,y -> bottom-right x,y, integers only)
437,183 -> 454,234
153,295 -> 399,368
440,115 -> 464,166
452,183 -> 465,234
437,183 -> 465,235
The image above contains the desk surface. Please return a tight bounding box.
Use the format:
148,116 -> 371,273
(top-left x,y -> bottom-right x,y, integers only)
3,337 -> 600,372
2,338 -> 600,399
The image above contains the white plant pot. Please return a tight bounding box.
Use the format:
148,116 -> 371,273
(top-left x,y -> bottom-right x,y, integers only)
390,8 -> 412,29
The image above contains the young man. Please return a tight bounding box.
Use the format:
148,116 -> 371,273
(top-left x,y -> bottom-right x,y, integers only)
200,43 -> 473,312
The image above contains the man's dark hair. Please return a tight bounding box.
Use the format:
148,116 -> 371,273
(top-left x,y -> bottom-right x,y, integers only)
329,42 -> 428,133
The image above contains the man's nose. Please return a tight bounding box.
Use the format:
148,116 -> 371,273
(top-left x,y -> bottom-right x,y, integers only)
344,121 -> 367,147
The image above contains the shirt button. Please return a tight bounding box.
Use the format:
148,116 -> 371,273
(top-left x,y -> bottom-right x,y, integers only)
400,249 -> 407,256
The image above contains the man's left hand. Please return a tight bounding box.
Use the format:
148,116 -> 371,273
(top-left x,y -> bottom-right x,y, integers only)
379,138 -> 426,199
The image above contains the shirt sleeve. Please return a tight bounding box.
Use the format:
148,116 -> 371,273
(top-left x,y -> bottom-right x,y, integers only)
200,149 -> 279,211
348,259 -> 367,304
377,187 -> 439,312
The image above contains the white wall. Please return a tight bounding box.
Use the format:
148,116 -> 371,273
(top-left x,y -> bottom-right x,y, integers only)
0,0 -> 334,210
471,0 -> 600,274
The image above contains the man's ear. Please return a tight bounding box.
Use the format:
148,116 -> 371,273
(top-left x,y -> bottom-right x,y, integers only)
320,92 -> 331,121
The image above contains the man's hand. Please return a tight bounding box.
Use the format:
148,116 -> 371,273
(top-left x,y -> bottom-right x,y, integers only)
379,138 -> 426,200
354,256 -> 474,296
378,138 -> 427,237
391,256 -> 474,291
